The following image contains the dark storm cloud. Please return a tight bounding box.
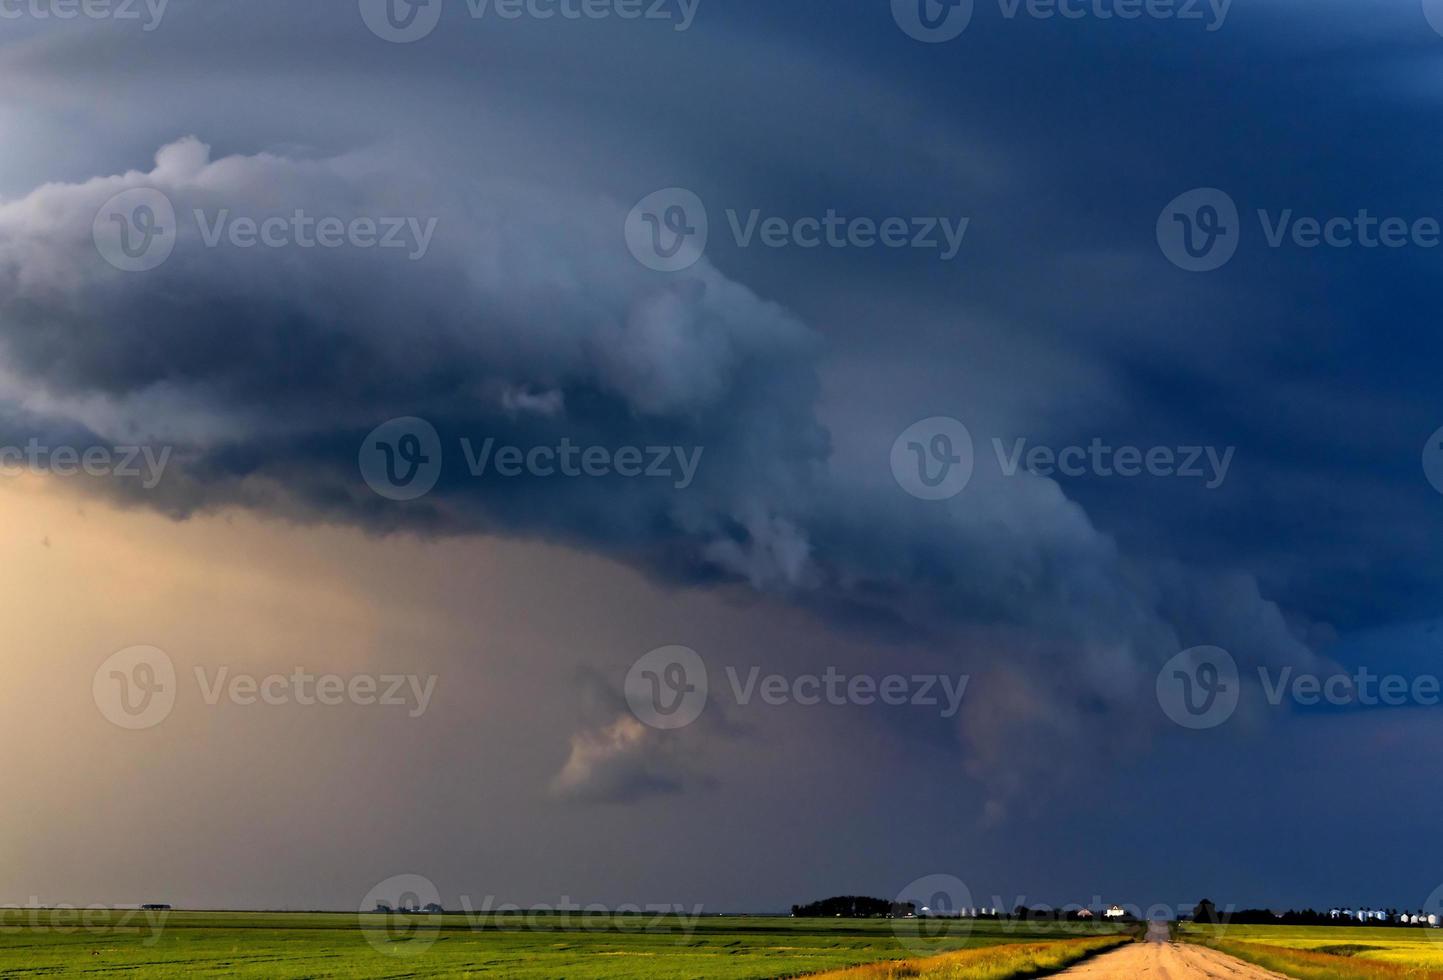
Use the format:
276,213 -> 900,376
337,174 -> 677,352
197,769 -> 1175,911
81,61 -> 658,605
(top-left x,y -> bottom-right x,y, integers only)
0,131 -> 1329,812
3,0 -> 1442,826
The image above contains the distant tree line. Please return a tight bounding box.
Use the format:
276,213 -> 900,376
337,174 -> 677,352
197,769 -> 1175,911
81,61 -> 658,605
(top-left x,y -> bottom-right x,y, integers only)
789,897 -> 1110,922
790,897 -> 915,918
791,895 -> 1438,927
1193,899 -> 1437,927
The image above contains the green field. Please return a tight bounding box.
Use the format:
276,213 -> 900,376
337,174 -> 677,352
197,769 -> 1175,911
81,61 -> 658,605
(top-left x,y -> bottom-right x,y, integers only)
0,910 -> 1129,978
1182,923 -> 1443,979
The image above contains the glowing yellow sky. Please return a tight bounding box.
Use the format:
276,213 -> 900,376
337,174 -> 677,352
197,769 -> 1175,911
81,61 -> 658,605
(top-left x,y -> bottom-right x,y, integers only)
0,473 -> 864,910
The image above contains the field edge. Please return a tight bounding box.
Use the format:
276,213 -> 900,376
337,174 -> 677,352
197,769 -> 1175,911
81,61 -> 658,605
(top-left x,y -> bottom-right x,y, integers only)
790,933 -> 1135,979
1180,928 -> 1443,980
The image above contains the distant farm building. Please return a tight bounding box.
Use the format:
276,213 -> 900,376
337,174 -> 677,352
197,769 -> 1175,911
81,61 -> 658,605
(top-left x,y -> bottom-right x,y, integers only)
1328,908 -> 1439,926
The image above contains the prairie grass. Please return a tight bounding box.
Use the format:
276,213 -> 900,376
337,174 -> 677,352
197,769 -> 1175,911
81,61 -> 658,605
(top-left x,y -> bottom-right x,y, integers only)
0,910 -> 1129,978
798,934 -> 1132,979
1183,925 -> 1443,980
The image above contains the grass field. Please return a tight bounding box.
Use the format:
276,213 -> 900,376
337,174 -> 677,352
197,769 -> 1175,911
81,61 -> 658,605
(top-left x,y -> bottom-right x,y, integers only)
1182,923 -> 1443,979
803,934 -> 1131,978
0,910 -> 1132,978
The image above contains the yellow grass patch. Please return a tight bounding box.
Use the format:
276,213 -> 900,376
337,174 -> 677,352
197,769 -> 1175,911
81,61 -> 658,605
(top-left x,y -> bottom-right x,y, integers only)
800,935 -> 1130,979
1204,938 -> 1443,980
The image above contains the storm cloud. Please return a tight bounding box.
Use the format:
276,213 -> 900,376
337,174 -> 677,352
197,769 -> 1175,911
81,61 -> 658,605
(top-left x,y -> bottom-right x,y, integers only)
0,135 -> 1327,812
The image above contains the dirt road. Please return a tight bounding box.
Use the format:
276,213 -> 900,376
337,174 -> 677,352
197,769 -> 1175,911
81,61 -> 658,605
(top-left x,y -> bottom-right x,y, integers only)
1049,925 -> 1288,979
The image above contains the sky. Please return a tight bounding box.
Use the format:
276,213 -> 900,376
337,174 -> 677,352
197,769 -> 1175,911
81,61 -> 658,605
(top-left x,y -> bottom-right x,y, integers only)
2,0 -> 1443,917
